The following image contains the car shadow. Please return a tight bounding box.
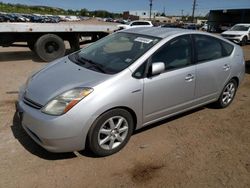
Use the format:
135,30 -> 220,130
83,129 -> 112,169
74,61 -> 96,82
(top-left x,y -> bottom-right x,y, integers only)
245,60 -> 250,74
0,50 -> 44,62
0,49 -> 73,63
11,111 -> 78,160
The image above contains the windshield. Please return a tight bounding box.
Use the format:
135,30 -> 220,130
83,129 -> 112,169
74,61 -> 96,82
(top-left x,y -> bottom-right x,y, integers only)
231,25 -> 250,31
70,32 -> 160,74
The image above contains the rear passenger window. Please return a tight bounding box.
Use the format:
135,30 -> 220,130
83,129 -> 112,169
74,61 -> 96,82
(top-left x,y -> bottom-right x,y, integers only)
194,35 -> 223,63
221,40 -> 234,57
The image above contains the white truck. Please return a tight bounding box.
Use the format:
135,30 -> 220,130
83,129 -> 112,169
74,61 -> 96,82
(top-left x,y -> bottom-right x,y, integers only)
0,22 -> 117,61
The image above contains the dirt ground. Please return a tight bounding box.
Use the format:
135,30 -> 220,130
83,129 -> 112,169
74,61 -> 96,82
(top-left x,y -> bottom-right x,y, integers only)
0,38 -> 250,188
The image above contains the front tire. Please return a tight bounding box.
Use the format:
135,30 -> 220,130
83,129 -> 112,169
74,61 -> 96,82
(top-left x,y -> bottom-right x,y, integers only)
88,109 -> 134,156
215,79 -> 238,108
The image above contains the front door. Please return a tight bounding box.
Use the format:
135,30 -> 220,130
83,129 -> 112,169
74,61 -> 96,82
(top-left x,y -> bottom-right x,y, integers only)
143,35 -> 196,124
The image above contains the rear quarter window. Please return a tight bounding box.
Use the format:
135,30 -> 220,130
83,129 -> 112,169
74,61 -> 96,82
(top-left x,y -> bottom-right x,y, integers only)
221,40 -> 234,57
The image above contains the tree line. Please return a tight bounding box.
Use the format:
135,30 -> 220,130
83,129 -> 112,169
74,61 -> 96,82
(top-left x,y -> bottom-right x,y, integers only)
0,2 -> 122,18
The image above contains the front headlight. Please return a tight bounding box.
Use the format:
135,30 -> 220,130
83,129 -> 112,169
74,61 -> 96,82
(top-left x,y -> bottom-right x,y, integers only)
42,88 -> 93,116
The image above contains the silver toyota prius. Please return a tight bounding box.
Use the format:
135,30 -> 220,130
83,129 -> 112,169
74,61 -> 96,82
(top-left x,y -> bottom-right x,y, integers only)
17,27 -> 245,156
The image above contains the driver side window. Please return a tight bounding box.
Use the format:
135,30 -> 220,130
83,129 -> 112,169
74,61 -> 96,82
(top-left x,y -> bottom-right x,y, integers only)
151,35 -> 193,71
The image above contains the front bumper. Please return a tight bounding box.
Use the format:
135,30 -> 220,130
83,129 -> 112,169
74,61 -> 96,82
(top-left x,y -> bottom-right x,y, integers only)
222,36 -> 242,44
16,92 -> 91,153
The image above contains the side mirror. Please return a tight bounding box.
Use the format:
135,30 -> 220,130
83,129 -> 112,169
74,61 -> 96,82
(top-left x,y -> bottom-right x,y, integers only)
151,62 -> 165,76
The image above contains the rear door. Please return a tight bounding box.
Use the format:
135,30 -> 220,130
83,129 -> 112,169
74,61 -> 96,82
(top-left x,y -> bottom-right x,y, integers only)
193,34 -> 233,103
142,35 -> 196,123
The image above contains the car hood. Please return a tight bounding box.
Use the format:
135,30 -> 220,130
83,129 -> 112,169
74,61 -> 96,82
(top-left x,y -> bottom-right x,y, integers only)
222,30 -> 247,35
24,56 -> 111,106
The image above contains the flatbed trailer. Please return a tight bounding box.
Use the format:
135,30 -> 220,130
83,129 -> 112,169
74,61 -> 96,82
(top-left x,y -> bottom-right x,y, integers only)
0,22 -> 117,61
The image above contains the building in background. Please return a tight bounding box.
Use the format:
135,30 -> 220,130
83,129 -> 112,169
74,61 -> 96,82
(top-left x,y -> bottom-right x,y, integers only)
207,9 -> 250,32
123,10 -> 159,20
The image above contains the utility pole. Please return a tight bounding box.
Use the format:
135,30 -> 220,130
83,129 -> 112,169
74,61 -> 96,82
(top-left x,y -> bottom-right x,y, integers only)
149,0 -> 153,20
191,0 -> 197,23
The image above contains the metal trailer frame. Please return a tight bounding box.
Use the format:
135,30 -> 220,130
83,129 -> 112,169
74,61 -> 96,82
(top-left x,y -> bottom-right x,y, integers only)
0,23 -> 117,61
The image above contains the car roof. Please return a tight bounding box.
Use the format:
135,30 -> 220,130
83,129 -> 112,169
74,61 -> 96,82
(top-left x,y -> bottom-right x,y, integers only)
122,27 -> 198,39
234,23 -> 250,26
131,20 -> 151,23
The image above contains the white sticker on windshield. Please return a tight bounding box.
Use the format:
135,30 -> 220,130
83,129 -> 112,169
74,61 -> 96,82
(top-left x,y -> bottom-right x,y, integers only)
134,37 -> 153,44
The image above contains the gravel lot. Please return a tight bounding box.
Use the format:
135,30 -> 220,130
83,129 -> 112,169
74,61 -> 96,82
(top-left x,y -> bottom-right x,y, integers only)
0,39 -> 250,187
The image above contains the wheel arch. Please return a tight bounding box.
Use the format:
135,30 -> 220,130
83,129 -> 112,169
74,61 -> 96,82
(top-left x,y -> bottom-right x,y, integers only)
96,106 -> 138,131
231,76 -> 239,88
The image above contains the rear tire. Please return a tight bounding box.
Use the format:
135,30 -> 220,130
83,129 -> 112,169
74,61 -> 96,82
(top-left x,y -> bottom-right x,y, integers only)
215,79 -> 238,108
241,36 -> 247,46
34,34 -> 65,62
87,109 -> 134,156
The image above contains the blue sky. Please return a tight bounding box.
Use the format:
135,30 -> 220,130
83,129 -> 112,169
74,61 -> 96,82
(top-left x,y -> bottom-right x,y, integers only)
2,0 -> 250,15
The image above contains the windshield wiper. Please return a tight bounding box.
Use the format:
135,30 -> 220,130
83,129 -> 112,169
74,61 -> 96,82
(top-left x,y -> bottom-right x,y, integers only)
74,53 -> 107,73
74,53 -> 86,65
78,56 -> 106,73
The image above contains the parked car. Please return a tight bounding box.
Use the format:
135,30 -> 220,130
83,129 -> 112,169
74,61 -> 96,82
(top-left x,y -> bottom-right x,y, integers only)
183,23 -> 198,30
17,28 -> 245,156
0,14 -> 5,22
117,20 -> 153,30
104,18 -> 114,22
161,23 -> 182,28
221,23 -> 250,46
49,16 -> 61,23
200,24 -> 208,31
30,15 -> 44,23
2,14 -> 15,22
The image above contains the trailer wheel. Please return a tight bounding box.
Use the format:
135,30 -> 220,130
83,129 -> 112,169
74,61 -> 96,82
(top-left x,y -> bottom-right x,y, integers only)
34,34 -> 66,62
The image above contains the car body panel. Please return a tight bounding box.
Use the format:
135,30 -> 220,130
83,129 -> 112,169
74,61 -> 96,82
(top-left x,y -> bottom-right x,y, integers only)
143,66 -> 196,123
195,57 -> 232,103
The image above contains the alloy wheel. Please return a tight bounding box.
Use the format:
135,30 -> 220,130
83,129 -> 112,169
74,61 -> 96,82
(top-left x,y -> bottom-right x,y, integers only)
97,116 -> 129,150
222,82 -> 236,106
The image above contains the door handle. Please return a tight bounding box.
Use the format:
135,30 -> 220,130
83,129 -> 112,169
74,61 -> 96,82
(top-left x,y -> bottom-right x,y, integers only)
185,74 -> 194,82
223,64 -> 230,71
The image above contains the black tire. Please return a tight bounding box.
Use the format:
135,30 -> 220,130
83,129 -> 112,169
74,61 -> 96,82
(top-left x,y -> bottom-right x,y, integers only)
241,36 -> 247,46
34,34 -> 65,62
87,109 -> 134,156
215,79 -> 238,108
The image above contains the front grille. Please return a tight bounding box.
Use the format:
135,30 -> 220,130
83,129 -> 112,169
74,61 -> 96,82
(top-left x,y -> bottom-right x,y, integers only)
222,34 -> 237,38
23,96 -> 43,109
